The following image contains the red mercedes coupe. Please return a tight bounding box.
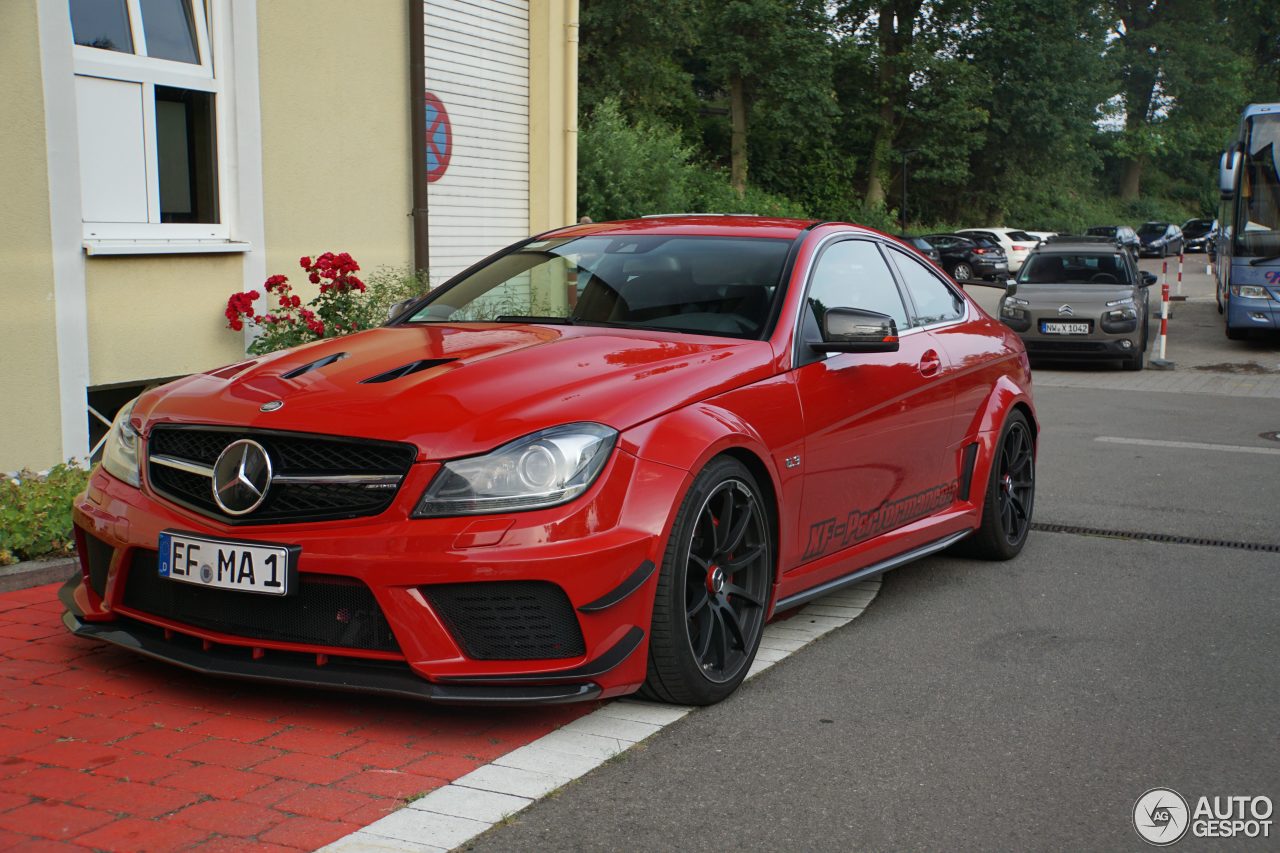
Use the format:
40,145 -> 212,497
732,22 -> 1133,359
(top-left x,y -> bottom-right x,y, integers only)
63,217 -> 1037,706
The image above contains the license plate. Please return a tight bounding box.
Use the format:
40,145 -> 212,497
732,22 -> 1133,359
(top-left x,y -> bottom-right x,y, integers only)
158,531 -> 295,596
1040,321 -> 1090,335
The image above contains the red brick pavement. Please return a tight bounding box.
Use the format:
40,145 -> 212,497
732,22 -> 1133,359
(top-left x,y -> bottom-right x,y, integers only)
0,582 -> 593,851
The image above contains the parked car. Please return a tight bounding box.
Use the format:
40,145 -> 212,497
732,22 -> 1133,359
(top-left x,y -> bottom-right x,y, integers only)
920,233 -> 1009,282
1085,225 -> 1140,258
1024,231 -> 1058,244
1181,218 -> 1215,253
1136,221 -> 1184,257
900,235 -> 942,264
955,228 -> 1040,273
999,236 -> 1157,371
61,216 -> 1037,707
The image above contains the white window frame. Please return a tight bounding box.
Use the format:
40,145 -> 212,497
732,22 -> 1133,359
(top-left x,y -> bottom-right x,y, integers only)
72,0 -> 237,243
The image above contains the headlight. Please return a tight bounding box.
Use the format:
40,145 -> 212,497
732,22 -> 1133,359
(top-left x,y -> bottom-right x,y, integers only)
1002,297 -> 1029,312
413,423 -> 617,517
1231,285 -> 1271,299
101,398 -> 141,488
1104,307 -> 1137,322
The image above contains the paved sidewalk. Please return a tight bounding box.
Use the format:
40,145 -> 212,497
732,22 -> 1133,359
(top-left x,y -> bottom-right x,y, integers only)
0,583 -> 591,852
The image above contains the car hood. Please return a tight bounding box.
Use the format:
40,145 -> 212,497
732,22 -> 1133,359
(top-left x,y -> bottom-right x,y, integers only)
1014,283 -> 1137,307
135,325 -> 777,460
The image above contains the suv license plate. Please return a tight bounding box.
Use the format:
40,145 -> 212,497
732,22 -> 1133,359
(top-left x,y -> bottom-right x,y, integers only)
1041,322 -> 1090,335
158,531 -> 294,595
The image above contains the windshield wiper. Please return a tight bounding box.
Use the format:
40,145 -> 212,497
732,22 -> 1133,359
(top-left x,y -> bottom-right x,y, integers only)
495,315 -> 575,325
1249,254 -> 1280,266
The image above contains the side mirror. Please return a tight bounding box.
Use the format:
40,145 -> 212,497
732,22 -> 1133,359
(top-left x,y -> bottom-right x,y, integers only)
812,307 -> 900,354
1005,279 -> 1018,297
1220,147 -> 1242,197
386,297 -> 419,322
1140,272 -> 1157,287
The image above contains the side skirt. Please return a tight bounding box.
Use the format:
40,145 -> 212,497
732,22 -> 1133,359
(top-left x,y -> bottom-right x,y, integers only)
774,530 -> 970,612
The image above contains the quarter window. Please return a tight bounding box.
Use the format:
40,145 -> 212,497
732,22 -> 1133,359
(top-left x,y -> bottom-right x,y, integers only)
805,241 -> 909,333
70,0 -> 224,240
889,250 -> 965,327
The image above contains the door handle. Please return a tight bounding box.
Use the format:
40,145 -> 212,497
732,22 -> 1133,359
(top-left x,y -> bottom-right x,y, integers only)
918,350 -> 942,378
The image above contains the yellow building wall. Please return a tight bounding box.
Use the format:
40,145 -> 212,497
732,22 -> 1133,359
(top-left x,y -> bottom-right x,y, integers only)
0,0 -> 66,472
529,0 -> 579,233
85,255 -> 247,385
257,1 -> 413,286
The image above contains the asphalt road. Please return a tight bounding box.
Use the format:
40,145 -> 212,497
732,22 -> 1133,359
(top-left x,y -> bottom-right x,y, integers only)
466,259 -> 1280,852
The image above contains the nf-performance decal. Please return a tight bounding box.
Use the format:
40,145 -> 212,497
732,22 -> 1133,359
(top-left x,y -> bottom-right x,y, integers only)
803,480 -> 959,560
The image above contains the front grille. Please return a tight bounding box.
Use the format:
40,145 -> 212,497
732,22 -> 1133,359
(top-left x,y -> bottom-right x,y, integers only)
147,425 -> 416,524
423,581 -> 585,661
1027,339 -> 1111,353
122,550 -> 400,652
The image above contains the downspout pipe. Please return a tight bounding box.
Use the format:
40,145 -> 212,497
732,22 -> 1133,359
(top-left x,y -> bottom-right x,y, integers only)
409,0 -> 429,274
564,0 -> 578,223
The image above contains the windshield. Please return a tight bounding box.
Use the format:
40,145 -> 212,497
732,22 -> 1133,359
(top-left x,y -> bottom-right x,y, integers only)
1233,114 -> 1280,258
1086,226 -> 1117,237
1183,219 -> 1213,237
1018,253 -> 1132,285
405,235 -> 791,339
1138,223 -> 1169,238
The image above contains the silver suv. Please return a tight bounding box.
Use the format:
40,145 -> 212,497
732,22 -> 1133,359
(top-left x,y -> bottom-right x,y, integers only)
997,237 -> 1157,370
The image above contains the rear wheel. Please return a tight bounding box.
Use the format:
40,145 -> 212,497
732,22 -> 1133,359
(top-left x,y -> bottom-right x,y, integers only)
640,457 -> 772,705
959,411 -> 1035,560
952,262 -> 974,282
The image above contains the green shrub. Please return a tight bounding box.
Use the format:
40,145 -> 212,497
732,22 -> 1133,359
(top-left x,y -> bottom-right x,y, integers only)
578,98 -> 695,220
350,265 -> 431,328
0,463 -> 90,566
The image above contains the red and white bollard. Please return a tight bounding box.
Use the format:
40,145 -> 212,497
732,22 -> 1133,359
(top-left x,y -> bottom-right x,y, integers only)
1158,282 -> 1170,360
1177,252 -> 1184,298
1150,278 -> 1174,369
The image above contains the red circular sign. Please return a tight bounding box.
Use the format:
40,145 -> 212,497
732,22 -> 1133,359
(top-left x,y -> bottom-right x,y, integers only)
424,92 -> 452,183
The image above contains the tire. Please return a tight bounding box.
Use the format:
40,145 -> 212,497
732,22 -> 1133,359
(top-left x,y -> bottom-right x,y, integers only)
1123,348 -> 1144,371
1226,324 -> 1247,341
952,262 -> 974,282
1217,289 -> 1224,314
640,456 -> 773,705
959,411 -> 1035,560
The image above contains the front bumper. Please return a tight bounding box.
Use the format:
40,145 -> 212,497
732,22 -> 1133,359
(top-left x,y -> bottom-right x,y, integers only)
1225,295 -> 1280,331
65,448 -> 690,704
1021,335 -> 1141,360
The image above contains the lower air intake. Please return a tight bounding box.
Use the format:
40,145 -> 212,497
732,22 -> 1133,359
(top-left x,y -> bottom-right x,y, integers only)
121,551 -> 400,652
422,581 -> 585,660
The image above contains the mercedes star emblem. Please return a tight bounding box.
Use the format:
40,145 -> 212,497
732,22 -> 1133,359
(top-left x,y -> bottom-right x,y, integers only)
260,400 -> 284,413
211,439 -> 273,516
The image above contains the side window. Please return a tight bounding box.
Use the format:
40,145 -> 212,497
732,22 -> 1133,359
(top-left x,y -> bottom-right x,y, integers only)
806,240 -> 909,334
889,250 -> 965,327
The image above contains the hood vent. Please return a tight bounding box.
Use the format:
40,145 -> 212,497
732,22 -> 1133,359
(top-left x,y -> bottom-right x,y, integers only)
282,352 -> 348,379
360,358 -> 455,384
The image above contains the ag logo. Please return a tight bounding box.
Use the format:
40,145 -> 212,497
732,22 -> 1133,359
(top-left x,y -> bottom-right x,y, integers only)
1134,787 -> 1190,845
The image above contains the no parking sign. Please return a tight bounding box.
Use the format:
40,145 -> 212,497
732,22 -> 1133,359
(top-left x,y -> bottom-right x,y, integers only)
424,92 -> 452,183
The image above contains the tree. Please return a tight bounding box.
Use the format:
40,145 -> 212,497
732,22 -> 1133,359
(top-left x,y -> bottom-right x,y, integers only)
1107,0 -> 1248,200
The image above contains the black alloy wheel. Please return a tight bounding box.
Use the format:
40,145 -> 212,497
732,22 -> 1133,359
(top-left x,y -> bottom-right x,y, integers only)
641,457 -> 772,705
994,418 -> 1035,546
954,411 -> 1035,560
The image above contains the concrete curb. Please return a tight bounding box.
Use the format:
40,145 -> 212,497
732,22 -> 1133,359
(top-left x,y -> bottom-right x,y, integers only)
0,555 -> 78,593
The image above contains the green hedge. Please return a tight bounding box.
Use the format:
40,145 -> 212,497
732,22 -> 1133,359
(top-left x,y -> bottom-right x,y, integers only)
0,464 -> 90,566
